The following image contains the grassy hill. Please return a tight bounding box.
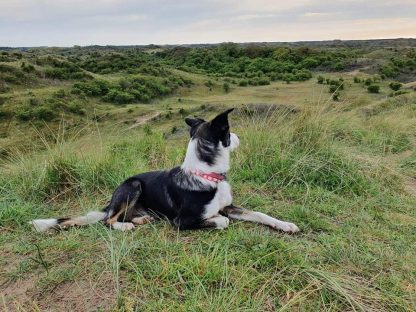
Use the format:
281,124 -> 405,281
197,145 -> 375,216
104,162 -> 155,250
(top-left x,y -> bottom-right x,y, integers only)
1,42 -> 415,311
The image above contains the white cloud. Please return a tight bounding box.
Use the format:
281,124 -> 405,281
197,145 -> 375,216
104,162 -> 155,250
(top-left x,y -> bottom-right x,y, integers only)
0,0 -> 415,46
303,12 -> 335,17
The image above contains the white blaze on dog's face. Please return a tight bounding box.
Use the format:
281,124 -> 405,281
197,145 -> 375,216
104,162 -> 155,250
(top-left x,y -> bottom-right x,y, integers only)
182,108 -> 239,173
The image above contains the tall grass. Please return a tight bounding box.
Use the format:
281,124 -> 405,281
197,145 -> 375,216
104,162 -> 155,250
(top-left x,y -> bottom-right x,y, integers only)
232,104 -> 399,197
1,99 -> 415,311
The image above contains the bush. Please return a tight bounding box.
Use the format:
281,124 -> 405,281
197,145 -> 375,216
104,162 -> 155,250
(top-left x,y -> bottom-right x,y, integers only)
332,61 -> 345,71
28,97 -> 41,106
16,106 -> 32,121
257,77 -> 270,85
53,89 -> 67,98
67,101 -> 86,115
223,83 -> 230,93
329,85 -> 338,93
317,76 -> 324,84
293,69 -> 312,81
364,78 -> 373,86
238,80 -> 248,87
389,82 -> 402,91
204,80 -> 213,87
367,85 -> 380,93
73,80 -> 110,96
328,79 -> 344,90
388,90 -> 408,97
353,77 -> 361,83
34,107 -> 55,121
0,96 -> 7,105
103,90 -> 135,104
0,108 -> 12,119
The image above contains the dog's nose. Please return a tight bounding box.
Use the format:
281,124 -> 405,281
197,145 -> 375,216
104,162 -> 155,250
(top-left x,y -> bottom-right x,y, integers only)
230,133 -> 240,151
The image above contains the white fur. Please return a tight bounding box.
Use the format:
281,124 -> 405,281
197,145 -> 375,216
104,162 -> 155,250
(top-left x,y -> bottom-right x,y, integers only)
203,181 -> 233,219
30,218 -> 58,232
85,211 -> 107,223
112,222 -> 135,231
181,133 -> 239,175
181,132 -> 239,221
30,211 -> 107,232
227,211 -> 299,233
207,215 -> 229,229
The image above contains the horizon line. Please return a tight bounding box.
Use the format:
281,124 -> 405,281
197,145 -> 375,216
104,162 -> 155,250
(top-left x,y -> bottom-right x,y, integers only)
1,37 -> 415,49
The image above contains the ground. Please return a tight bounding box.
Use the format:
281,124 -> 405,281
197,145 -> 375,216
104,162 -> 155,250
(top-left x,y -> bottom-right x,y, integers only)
1,64 -> 416,311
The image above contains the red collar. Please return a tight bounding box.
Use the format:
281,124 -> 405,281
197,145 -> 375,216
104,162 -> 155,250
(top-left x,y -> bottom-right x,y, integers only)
191,170 -> 226,183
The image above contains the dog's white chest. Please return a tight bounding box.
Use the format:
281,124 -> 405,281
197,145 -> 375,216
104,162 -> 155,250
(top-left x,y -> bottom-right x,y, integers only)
203,181 -> 232,219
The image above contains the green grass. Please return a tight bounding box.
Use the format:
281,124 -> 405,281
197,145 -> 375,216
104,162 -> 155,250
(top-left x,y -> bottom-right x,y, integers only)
1,90 -> 416,310
1,51 -> 416,311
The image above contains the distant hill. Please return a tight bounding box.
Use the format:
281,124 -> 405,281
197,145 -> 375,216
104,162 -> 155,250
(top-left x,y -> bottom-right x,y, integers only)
1,38 -> 416,51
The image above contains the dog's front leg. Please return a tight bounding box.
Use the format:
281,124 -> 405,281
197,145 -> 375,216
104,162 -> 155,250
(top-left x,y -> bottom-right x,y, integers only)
220,205 -> 299,233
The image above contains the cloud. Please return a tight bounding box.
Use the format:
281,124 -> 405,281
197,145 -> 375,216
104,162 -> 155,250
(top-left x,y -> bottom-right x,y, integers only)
231,14 -> 276,21
303,12 -> 335,17
0,0 -> 415,46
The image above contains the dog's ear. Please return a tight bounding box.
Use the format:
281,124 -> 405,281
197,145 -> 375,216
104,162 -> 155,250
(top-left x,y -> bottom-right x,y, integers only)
211,108 -> 234,127
185,117 -> 205,128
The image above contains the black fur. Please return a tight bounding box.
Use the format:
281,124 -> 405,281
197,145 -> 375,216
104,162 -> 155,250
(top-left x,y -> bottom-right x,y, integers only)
101,109 -> 235,230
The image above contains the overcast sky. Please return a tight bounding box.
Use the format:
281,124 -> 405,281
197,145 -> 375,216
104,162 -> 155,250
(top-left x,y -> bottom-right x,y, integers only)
0,0 -> 415,47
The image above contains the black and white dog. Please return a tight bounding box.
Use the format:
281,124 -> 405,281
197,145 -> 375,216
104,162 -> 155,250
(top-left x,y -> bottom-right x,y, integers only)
31,109 -> 299,233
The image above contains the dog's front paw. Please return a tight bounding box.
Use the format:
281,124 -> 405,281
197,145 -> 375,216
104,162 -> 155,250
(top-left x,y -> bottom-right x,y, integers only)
211,216 -> 230,229
271,221 -> 300,233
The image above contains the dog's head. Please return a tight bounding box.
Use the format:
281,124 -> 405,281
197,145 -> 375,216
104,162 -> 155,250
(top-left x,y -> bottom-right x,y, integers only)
185,108 -> 239,152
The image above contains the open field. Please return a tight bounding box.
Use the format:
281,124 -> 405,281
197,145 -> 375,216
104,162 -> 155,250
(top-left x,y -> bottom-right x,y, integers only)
1,42 -> 416,311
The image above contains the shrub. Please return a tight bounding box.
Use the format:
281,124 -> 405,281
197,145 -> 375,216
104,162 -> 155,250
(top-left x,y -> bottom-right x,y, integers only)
293,69 -> 312,81
0,108 -> 12,119
329,85 -> 338,93
53,89 -> 67,98
257,77 -> 270,85
388,90 -> 408,97
34,107 -> 55,121
103,90 -> 135,104
178,108 -> 188,115
28,97 -> 41,106
67,101 -> 86,115
223,83 -> 230,93
0,96 -> 7,105
364,78 -> 373,86
332,61 -> 345,71
389,82 -> 402,91
367,85 -> 380,93
204,81 -> 213,89
73,80 -> 110,96
353,77 -> 361,83
238,80 -> 248,87
317,76 -> 324,84
328,79 -> 344,90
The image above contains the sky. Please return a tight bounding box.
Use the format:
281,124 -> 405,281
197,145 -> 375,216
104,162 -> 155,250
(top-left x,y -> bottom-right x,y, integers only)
0,0 -> 415,47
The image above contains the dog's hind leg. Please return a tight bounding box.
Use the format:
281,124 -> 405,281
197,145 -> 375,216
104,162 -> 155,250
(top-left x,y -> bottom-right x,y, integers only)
104,178 -> 142,231
220,204 -> 299,233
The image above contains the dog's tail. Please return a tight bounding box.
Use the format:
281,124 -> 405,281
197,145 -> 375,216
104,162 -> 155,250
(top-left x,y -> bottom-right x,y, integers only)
30,210 -> 107,232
